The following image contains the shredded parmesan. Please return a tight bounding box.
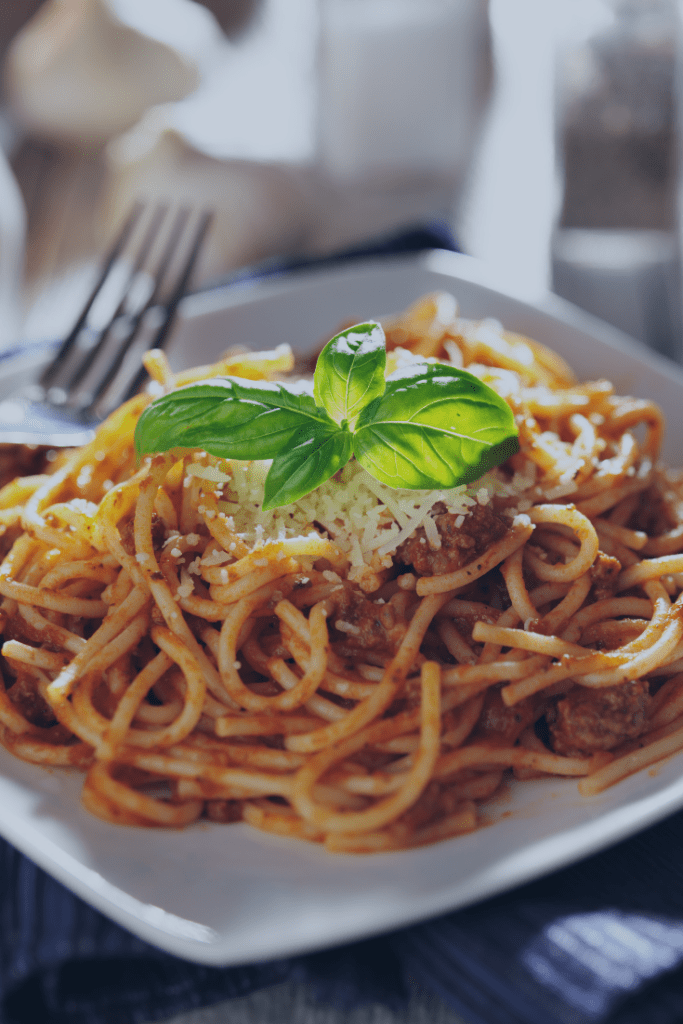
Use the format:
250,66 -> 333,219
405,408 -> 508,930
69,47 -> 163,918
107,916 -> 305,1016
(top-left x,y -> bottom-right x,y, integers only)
201,549 -> 233,567
186,462 -> 232,484
335,620 -> 361,636
215,455 -> 516,580
422,515 -> 441,550
182,331 -> 574,592
176,569 -> 194,599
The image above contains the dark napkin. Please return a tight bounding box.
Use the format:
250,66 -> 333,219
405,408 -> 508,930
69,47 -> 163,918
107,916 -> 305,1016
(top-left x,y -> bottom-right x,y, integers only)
4,223 -> 683,1024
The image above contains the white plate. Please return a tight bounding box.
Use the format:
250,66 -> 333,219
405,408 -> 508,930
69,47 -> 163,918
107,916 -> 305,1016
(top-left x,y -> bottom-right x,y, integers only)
4,250 -> 683,967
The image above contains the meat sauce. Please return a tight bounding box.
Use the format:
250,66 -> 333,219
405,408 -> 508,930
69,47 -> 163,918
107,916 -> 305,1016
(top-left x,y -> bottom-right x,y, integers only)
547,680 -> 651,758
396,504 -> 508,577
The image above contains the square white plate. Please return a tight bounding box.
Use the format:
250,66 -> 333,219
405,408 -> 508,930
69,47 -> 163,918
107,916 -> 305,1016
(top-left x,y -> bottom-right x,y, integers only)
3,250 -> 683,966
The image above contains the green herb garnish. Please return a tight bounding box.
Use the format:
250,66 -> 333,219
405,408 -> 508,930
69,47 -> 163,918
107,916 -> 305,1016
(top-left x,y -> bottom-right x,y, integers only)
134,321 -> 519,509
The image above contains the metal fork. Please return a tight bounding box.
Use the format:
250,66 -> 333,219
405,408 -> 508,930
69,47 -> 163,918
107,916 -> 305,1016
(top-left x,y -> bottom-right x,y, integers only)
0,203 -> 212,446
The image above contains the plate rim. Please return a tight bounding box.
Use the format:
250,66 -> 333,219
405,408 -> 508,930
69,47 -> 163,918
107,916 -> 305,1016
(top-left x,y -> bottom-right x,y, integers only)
3,249 -> 683,966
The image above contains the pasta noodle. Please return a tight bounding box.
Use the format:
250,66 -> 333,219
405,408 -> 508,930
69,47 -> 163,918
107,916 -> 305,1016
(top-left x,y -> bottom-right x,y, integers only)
0,293 -> 682,852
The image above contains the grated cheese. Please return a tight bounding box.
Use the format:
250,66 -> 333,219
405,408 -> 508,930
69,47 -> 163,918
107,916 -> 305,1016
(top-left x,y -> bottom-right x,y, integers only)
186,462 -> 232,484
335,620 -> 361,635
201,549 -> 233,567
176,568 -> 194,599
214,456 -> 519,581
179,322 -> 589,589
422,515 -> 441,550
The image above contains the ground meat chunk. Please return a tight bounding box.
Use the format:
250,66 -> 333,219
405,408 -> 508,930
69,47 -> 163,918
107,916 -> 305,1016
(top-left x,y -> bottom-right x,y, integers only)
590,551 -> 622,601
2,611 -> 70,653
398,779 -> 471,833
119,509 -> 165,554
204,800 -> 243,824
396,504 -> 508,577
471,688 -> 538,746
7,674 -> 57,728
0,445 -> 51,490
330,586 -> 409,654
548,679 -> 650,757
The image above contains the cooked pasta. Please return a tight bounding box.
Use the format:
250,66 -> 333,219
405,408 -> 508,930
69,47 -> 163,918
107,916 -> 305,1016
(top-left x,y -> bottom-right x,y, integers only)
1,292 -> 683,852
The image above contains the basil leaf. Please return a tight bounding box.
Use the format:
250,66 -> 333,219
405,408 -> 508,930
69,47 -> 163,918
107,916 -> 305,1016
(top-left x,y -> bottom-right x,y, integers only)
134,377 -> 336,461
263,426 -> 352,510
353,363 -> 519,489
313,321 -> 386,428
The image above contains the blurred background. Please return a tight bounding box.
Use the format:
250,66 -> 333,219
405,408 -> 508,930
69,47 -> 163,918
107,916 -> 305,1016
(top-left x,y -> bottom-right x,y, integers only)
0,0 -> 679,362
0,5 -> 679,1023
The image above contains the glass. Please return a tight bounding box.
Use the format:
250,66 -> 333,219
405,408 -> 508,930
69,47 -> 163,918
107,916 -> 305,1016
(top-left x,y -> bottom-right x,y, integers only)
0,124 -> 25,353
552,0 -> 681,360
315,0 -> 491,246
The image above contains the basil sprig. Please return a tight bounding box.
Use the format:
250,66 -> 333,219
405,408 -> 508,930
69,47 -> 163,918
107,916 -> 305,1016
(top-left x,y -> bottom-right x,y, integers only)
134,321 -> 519,509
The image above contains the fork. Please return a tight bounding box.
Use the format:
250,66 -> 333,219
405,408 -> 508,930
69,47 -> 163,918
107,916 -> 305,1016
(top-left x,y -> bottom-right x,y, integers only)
0,203 -> 212,446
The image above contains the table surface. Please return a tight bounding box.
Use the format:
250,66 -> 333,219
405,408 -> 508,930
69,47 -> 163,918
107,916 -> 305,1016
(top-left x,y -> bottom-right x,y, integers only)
160,982 -> 466,1024
6,4 -> 680,1022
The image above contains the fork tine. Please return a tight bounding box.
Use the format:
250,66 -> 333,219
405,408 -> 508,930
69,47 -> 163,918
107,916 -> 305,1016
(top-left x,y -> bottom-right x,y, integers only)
39,202 -> 144,390
140,206 -> 191,310
86,208 -> 213,413
62,204 -> 169,394
153,210 -> 214,352
79,207 -> 188,409
123,209 -> 214,395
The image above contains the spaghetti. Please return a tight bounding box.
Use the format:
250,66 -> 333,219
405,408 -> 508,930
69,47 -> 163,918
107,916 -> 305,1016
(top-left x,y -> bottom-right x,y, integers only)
0,292 -> 682,851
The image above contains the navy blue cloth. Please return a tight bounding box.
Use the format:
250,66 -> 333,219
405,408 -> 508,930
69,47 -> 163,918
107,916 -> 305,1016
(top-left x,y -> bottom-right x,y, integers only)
6,223 -> 683,1024
6,811 -> 683,1024
392,810 -> 683,1024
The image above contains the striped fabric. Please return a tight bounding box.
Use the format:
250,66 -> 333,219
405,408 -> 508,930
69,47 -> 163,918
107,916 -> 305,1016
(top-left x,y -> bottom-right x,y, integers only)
7,227 -> 683,1024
